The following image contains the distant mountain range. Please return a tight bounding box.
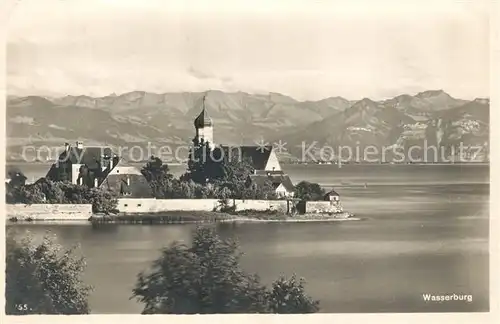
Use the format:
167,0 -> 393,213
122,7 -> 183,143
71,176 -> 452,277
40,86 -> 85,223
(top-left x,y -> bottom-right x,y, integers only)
6,90 -> 489,162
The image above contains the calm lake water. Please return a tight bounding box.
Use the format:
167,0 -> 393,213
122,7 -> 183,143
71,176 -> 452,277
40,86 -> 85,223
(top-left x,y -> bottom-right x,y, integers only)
6,164 -> 490,313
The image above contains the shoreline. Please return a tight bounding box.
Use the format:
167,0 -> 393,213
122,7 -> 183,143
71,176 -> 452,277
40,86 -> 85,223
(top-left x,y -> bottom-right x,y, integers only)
6,217 -> 361,226
7,211 -> 359,225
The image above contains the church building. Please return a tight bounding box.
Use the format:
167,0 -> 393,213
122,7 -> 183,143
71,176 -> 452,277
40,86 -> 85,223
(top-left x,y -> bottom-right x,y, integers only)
193,95 -> 295,198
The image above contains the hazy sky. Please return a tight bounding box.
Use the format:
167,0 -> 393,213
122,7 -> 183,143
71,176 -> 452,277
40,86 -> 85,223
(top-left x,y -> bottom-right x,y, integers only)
6,0 -> 490,100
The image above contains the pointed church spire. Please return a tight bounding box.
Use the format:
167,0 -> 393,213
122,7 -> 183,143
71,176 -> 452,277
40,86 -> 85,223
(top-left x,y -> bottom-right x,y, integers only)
194,93 -> 213,128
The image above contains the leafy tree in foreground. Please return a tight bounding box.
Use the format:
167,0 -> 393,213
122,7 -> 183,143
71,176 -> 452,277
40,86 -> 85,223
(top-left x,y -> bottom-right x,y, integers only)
267,275 -> 320,313
131,226 -> 319,314
5,231 -> 92,314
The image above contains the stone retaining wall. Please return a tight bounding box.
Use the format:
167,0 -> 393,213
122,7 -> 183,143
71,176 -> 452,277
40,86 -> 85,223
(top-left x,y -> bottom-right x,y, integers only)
117,198 -> 220,213
117,198 -> 290,213
6,204 -> 93,220
305,201 -> 343,214
6,200 -> 344,221
117,198 -> 338,214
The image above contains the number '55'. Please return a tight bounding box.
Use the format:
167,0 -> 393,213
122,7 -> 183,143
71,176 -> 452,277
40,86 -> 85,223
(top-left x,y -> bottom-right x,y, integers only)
16,304 -> 28,311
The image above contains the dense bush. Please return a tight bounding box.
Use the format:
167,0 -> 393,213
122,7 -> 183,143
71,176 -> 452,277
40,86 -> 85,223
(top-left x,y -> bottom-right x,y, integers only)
5,177 -> 118,214
5,231 -> 92,314
294,181 -> 326,201
131,226 -> 319,314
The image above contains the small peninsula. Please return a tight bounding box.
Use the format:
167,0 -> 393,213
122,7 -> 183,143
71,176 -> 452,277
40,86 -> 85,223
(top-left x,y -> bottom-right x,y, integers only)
6,95 -> 354,223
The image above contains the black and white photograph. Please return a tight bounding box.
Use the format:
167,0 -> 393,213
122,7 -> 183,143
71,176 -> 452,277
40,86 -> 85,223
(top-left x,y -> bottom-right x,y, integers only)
2,0 -> 495,319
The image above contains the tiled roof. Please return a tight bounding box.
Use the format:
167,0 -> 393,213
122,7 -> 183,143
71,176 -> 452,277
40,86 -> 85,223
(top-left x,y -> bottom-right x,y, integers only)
58,146 -> 115,169
100,174 -> 152,198
220,145 -> 273,170
249,174 -> 295,192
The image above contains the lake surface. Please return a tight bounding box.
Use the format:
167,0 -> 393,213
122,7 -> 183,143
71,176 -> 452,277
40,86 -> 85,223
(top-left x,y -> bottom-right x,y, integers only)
5,164 -> 490,313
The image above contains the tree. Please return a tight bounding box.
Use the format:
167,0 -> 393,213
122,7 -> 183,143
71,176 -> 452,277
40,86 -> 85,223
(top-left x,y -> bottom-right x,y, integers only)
34,178 -> 65,203
183,140 -> 212,185
141,156 -> 176,198
241,179 -> 278,200
5,231 -> 92,314
6,169 -> 29,203
7,169 -> 27,188
5,178 -> 118,214
141,151 -> 278,200
141,156 -> 173,182
214,156 -> 255,197
132,226 -> 268,313
85,187 -> 119,214
132,227 -> 319,314
294,181 -> 325,201
267,275 -> 320,313
183,142 -> 267,199
7,183 -> 46,204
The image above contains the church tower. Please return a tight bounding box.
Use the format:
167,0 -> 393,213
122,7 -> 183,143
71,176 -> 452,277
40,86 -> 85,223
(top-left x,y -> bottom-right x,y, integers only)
194,94 -> 214,149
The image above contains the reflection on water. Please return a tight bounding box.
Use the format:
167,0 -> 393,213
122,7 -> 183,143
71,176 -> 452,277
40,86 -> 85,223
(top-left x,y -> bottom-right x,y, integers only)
5,165 -> 489,313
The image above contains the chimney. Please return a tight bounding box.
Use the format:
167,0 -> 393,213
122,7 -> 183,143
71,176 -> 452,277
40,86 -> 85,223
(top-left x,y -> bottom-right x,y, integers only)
76,141 -> 83,149
94,177 -> 99,188
64,142 -> 70,152
101,155 -> 107,171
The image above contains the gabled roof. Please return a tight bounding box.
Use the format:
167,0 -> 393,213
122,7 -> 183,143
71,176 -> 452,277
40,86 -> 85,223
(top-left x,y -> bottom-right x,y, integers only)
99,162 -> 142,185
220,145 -> 273,170
325,189 -> 340,197
59,146 -> 114,169
100,174 -> 152,198
249,174 -> 295,192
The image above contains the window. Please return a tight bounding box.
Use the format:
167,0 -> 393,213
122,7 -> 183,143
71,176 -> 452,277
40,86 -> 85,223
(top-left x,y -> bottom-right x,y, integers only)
124,204 -> 128,207
137,204 -> 142,207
